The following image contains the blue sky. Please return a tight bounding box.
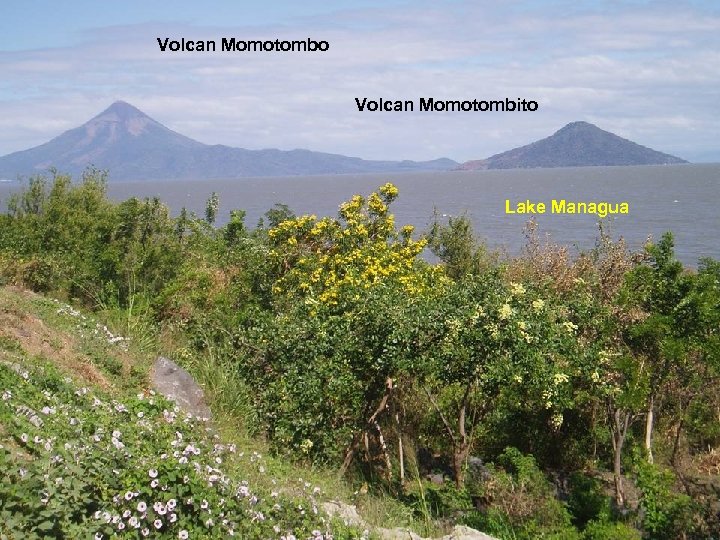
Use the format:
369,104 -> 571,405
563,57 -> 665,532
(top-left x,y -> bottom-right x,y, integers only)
1,0 -> 718,162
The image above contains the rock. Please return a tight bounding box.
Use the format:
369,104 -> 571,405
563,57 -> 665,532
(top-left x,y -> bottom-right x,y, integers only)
321,501 -> 366,528
441,525 -> 499,540
378,527 -> 425,539
151,356 -> 212,421
428,473 -> 445,485
322,500 -> 500,540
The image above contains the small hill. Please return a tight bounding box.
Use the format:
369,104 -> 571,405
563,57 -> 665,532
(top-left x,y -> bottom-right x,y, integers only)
0,101 -> 457,181
457,121 -> 688,170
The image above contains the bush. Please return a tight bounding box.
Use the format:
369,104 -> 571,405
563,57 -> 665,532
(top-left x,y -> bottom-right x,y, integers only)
582,519 -> 641,540
635,459 -> 696,539
461,448 -> 580,539
566,472 -> 611,529
0,360 -> 364,538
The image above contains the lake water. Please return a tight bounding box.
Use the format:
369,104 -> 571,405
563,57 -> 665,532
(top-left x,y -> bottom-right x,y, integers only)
1,163 -> 719,266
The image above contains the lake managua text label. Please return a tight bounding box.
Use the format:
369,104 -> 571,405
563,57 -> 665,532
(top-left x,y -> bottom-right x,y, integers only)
156,38 -> 329,52
355,97 -> 539,112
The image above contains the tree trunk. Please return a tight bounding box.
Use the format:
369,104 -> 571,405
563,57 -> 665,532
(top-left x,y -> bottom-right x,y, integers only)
645,394 -> 655,464
339,379 -> 393,476
395,412 -> 405,484
613,434 -> 626,507
424,382 -> 474,489
453,441 -> 471,488
610,407 -> 632,508
453,386 -> 472,488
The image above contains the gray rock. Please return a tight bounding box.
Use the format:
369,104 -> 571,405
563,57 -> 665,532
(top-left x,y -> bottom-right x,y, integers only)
321,501 -> 366,528
378,528 -> 425,540
151,356 -> 212,421
441,525 -> 499,540
427,473 -> 445,485
322,500 -> 500,540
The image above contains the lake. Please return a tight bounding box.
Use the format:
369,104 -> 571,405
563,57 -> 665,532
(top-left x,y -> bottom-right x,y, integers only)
1,163 -> 718,266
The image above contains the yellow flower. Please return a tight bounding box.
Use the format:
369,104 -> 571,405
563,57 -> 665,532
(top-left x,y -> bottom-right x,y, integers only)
510,282 -> 526,296
562,321 -> 578,333
379,182 -> 399,200
532,299 -> 545,311
499,304 -> 513,320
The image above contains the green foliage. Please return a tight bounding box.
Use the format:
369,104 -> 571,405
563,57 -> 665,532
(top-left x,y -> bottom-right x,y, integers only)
403,481 -> 472,520
581,519 -> 641,540
462,448 -> 579,539
427,212 -> 489,280
204,191 -> 219,224
634,459 -> 695,539
0,358 -> 365,539
2,173 -> 719,538
565,473 -> 611,529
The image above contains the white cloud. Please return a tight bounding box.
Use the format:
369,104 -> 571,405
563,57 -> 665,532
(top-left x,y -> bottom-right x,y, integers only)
0,2 -> 718,162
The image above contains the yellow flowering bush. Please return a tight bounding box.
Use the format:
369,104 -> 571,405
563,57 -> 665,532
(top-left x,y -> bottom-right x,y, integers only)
268,184 -> 447,311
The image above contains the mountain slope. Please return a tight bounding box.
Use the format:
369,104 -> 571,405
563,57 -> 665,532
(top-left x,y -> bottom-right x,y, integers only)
458,121 -> 688,170
0,102 -> 457,180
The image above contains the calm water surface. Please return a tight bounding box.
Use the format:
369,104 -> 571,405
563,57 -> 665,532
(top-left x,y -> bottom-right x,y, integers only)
1,164 -> 718,265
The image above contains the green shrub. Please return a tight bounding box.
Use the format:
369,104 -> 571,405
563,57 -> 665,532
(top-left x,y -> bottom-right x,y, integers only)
566,472 -> 611,529
635,459 -> 695,539
582,519 -> 641,540
0,360 -> 366,538
461,448 -> 580,539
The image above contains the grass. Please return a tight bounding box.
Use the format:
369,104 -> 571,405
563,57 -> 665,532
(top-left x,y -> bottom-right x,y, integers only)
0,285 -> 438,538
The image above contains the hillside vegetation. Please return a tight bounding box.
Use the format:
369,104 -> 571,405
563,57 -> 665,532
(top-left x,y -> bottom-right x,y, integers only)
0,168 -> 719,539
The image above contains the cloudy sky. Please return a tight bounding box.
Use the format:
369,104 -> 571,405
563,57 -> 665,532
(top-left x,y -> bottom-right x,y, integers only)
1,0 -> 718,163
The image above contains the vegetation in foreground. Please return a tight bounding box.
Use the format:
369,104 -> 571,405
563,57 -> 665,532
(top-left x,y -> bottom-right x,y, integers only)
0,169 -> 718,539
0,287 -> 365,539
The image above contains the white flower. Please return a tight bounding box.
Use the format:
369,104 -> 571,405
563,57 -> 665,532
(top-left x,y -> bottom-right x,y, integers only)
154,519 -> 163,529
137,501 -> 147,512
179,531 -> 189,540
148,469 -> 158,478
95,533 -> 103,540
124,491 -> 134,501
151,479 -> 159,488
142,528 -> 150,537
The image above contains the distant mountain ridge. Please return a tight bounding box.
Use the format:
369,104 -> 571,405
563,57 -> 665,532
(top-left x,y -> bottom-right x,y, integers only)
0,101 -> 457,181
0,104 -> 688,180
457,121 -> 687,170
